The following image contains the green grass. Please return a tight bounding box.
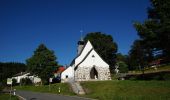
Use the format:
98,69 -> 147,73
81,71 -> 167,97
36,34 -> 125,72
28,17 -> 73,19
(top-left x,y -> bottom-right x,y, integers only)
129,65 -> 170,74
81,80 -> 170,100
0,94 -> 19,100
14,83 -> 75,96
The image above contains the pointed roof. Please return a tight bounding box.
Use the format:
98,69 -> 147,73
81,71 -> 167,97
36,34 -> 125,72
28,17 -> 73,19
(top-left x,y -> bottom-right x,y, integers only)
70,40 -> 93,66
71,40 -> 109,70
74,48 -> 93,70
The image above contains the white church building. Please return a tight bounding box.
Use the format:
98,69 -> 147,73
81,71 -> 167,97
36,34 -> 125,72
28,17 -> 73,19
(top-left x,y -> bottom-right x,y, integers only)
61,39 -> 111,82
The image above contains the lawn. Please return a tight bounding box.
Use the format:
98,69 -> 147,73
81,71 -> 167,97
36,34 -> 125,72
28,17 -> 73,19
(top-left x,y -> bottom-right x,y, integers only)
0,94 -> 19,100
81,80 -> 170,100
14,83 -> 75,96
128,64 -> 170,74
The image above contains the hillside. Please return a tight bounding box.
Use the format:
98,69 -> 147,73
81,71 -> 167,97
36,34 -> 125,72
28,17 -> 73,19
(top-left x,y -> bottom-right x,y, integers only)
81,81 -> 170,100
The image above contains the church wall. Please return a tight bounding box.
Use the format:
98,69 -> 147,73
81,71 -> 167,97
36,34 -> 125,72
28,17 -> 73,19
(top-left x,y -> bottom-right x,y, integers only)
74,45 -> 111,81
75,66 -> 111,81
75,66 -> 91,81
61,66 -> 74,82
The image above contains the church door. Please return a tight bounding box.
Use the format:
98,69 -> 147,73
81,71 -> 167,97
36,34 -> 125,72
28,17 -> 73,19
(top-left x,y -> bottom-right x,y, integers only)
90,67 -> 98,79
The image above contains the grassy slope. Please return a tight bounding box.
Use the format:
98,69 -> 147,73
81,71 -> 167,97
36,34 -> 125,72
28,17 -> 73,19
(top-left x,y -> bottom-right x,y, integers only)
129,65 -> 170,74
15,83 -> 75,96
0,94 -> 19,100
81,80 -> 170,100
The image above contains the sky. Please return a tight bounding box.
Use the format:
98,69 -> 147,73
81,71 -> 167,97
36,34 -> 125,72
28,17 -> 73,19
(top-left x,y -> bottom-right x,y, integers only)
0,0 -> 150,65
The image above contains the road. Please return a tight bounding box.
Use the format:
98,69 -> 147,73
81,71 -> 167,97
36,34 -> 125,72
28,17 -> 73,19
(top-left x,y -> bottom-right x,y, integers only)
16,91 -> 92,100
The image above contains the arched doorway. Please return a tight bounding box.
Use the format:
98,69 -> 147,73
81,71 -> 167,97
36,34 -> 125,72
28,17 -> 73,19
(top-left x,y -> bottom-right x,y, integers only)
90,67 -> 98,79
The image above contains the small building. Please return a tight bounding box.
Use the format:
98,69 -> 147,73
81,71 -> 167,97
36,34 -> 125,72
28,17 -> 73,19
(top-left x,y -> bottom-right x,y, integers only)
12,72 -> 30,83
61,39 -> 111,82
11,72 -> 41,84
53,66 -> 65,78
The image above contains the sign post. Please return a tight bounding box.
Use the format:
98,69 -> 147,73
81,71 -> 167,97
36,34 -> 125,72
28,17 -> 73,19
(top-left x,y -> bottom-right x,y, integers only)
7,78 -> 13,100
49,78 -> 52,91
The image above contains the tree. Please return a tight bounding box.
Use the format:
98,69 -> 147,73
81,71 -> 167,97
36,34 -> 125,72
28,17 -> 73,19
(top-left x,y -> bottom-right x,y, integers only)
128,40 -> 146,71
116,53 -> 131,71
134,0 -> 170,62
117,61 -> 128,73
26,44 -> 58,84
84,32 -> 118,72
0,62 -> 27,82
116,53 -> 129,63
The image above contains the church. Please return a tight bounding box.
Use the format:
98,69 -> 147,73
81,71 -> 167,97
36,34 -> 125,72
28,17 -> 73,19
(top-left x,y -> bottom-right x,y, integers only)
61,39 -> 111,82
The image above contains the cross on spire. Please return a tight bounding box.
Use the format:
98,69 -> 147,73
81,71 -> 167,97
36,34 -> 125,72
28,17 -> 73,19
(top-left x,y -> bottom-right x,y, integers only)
80,30 -> 84,41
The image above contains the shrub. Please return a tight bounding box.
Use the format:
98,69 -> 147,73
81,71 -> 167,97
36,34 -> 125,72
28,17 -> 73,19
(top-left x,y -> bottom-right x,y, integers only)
129,77 -> 137,81
152,75 -> 162,80
0,83 -> 3,92
0,79 -> 6,91
12,78 -> 18,86
20,78 -> 33,85
163,74 -> 170,80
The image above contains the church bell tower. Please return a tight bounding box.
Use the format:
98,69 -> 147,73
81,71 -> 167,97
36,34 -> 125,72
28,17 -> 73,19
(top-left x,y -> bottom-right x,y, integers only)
77,37 -> 85,55
77,30 -> 85,55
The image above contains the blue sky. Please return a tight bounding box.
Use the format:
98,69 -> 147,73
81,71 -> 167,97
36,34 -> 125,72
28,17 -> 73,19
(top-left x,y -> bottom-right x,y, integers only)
0,0 -> 150,65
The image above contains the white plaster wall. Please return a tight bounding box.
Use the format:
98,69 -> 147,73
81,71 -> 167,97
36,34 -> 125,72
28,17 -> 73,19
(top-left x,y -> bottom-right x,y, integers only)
75,41 -> 93,67
61,66 -> 74,80
79,49 -> 109,68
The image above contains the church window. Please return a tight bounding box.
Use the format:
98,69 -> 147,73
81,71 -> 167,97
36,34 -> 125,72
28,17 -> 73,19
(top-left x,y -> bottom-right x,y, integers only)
92,55 -> 95,58
66,75 -> 68,78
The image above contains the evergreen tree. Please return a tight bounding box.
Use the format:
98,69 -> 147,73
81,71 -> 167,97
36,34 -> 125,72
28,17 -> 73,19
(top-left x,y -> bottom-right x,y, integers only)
128,40 -> 147,71
133,0 -> 170,62
26,44 -> 58,84
0,62 -> 27,82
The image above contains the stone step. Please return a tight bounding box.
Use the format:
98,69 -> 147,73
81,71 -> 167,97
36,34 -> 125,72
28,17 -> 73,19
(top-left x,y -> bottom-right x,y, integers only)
74,82 -> 85,95
69,82 -> 85,95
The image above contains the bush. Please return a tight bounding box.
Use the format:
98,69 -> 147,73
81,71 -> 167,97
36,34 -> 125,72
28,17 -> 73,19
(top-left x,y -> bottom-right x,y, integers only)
129,77 -> 137,81
163,74 -> 170,80
0,79 -> 6,91
152,75 -> 162,80
111,74 -> 118,80
20,78 -> 33,85
12,78 -> 18,86
0,83 -> 3,92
